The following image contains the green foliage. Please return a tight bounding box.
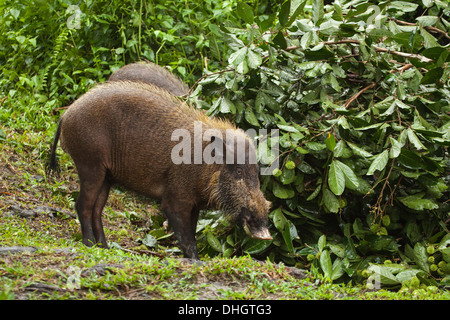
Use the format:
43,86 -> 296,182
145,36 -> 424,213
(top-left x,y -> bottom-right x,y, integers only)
189,0 -> 450,288
0,0 -> 238,131
0,0 -> 449,291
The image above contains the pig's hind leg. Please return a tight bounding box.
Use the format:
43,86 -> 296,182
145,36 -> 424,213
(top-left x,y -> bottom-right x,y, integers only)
92,179 -> 111,248
75,164 -> 109,248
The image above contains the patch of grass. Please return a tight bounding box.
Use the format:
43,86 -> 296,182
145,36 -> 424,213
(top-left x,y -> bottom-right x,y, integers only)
1,125 -> 449,300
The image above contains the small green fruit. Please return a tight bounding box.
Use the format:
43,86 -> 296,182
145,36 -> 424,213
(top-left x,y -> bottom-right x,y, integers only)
430,264 -> 438,272
366,282 -> 374,290
307,254 -> 315,262
413,289 -> 426,296
438,261 -> 446,269
427,286 -> 438,293
426,246 -> 435,255
409,276 -> 420,289
381,215 -> 390,227
427,256 -> 435,264
384,260 -> 392,265
272,168 -> 282,177
285,161 -> 295,170
361,270 -> 370,278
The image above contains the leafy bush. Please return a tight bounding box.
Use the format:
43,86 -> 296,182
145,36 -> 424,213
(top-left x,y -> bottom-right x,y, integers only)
0,0 -> 237,130
189,0 -> 450,288
0,0 -> 448,290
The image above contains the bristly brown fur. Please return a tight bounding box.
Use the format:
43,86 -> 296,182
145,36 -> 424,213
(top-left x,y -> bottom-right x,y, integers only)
109,62 -> 189,96
53,79 -> 270,258
84,80 -> 238,132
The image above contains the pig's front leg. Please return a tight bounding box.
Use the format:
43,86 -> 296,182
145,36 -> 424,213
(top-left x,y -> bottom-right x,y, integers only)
161,197 -> 199,259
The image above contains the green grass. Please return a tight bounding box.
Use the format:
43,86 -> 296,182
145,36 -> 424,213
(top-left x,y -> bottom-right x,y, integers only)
1,126 -> 449,300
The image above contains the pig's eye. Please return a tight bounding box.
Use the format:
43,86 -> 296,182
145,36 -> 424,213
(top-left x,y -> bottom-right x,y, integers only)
236,168 -> 243,176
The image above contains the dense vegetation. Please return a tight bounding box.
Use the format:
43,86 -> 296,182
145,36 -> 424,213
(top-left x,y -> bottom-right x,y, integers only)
0,0 -> 449,294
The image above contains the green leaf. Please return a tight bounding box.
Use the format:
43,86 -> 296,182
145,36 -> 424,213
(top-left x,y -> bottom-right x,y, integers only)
287,0 -> 306,27
219,97 -> 236,114
280,168 -> 296,185
305,141 -> 326,151
228,47 -> 248,67
320,249 -> 333,280
406,128 -> 427,150
399,193 -> 439,211
388,1 -> 419,12
307,183 -> 321,201
354,123 -> 384,131
367,150 -> 389,175
420,28 -> 439,48
245,107 -> 260,126
282,220 -> 297,253
346,141 -> 373,157
397,149 -> 425,169
336,160 -> 359,190
312,0 -> 324,25
277,124 -> 300,133
374,96 -> 394,110
421,67 -> 444,85
367,265 -> 401,286
413,243 -> 430,273
10,8 -> 20,20
318,235 -> 326,252
300,31 -> 313,49
332,2 -> 343,21
236,59 -> 249,74
325,133 -> 336,151
272,208 -> 285,230
247,49 -> 262,69
379,101 -> 396,117
323,188 -> 339,213
272,181 -> 295,199
328,160 -> 345,196
331,258 -> 344,280
207,232 -> 223,253
278,0 -> 291,27
243,238 -> 272,255
236,3 -> 254,24
141,234 -> 158,248
389,136 -> 403,158
273,31 -> 287,49
333,140 -> 353,158
416,16 -> 439,27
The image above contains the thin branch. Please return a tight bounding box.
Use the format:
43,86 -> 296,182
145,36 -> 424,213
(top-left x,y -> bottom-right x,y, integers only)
285,40 -> 434,63
389,63 -> 414,74
187,68 -> 235,96
367,159 -> 397,225
344,82 -> 376,108
372,46 -> 433,63
390,18 -> 450,40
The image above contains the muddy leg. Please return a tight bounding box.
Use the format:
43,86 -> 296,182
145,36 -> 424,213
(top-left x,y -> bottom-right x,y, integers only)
162,198 -> 199,259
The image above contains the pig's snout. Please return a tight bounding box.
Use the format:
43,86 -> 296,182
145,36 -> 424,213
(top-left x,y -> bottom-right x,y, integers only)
241,208 -> 272,241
